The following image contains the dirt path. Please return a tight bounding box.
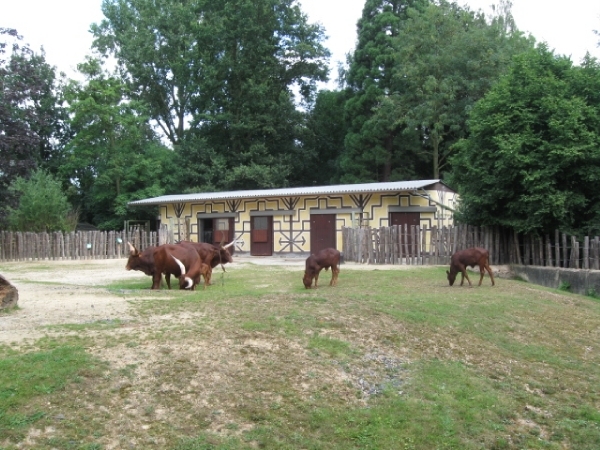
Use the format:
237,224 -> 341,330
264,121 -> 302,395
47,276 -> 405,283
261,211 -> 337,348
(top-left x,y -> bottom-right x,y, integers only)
0,259 -> 142,344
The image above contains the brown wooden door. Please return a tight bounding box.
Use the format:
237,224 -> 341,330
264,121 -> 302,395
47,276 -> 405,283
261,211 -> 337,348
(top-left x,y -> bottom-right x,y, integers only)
251,216 -> 273,256
212,218 -> 234,245
310,214 -> 336,254
390,212 -> 420,256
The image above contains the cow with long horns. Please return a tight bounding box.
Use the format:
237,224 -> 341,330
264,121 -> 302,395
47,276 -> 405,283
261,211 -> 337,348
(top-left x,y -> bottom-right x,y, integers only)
126,242 -> 205,290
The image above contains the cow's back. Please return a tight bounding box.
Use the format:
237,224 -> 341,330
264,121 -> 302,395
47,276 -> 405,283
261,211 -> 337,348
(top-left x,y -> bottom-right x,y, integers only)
155,244 -> 199,275
315,248 -> 340,269
179,241 -> 232,268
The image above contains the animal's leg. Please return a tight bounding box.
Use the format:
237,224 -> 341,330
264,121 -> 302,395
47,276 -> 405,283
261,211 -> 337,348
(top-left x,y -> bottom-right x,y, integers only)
165,273 -> 171,289
330,266 -> 340,286
314,270 -> 321,288
478,265 -> 485,286
205,268 -> 212,289
151,273 -> 162,289
485,263 -> 495,286
461,269 -> 472,287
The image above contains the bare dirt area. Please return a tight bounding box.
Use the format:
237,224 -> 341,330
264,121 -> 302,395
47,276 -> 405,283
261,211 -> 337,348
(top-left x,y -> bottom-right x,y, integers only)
0,259 -> 142,344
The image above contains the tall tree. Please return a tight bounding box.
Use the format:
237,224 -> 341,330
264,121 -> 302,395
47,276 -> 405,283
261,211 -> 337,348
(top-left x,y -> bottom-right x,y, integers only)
189,0 -> 329,190
60,58 -> 176,229
0,29 -> 66,226
389,0 -> 531,179
92,0 -> 208,147
341,0 -> 429,183
299,89 -> 349,185
92,0 -> 330,191
450,46 -> 600,235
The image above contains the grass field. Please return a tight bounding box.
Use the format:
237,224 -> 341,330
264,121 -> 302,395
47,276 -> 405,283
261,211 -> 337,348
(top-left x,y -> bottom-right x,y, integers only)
1,262 -> 599,449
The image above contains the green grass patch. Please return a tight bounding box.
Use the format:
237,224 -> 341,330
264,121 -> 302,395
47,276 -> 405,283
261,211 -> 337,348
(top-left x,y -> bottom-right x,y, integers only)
1,262 -> 600,449
308,335 -> 354,359
0,345 -> 106,443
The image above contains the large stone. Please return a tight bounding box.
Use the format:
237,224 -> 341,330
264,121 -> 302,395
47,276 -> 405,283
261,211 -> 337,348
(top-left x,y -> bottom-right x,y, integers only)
0,274 -> 19,309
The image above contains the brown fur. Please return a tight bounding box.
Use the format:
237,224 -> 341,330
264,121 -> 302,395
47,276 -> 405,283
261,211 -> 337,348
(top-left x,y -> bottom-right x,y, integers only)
126,243 -> 202,290
446,247 -> 495,287
303,248 -> 341,289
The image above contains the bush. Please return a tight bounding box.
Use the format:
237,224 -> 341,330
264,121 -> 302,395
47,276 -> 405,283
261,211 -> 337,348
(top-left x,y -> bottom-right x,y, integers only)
7,169 -> 76,232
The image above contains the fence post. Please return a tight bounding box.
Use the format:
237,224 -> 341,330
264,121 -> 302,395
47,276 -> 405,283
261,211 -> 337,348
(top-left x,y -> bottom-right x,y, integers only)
571,236 -> 579,269
415,226 -> 421,265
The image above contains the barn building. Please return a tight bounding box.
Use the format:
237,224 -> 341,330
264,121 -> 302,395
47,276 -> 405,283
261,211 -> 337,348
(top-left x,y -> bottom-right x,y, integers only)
128,179 -> 457,256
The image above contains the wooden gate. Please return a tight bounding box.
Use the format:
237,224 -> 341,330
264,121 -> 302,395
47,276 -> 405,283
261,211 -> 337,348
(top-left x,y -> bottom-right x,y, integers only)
390,212 -> 420,256
251,216 -> 273,256
310,214 -> 336,254
198,217 -> 234,245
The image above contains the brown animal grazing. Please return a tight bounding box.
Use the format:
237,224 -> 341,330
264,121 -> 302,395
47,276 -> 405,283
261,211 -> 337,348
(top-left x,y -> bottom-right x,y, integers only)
178,241 -> 234,271
126,243 -> 202,290
303,248 -> 340,289
447,247 -> 495,287
125,244 -> 172,288
178,240 -> 235,285
171,255 -> 211,290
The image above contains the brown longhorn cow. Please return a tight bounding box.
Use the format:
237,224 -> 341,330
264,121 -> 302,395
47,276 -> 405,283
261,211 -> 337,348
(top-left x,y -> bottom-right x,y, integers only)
303,248 -> 341,289
178,240 -> 235,285
126,243 -> 203,290
172,256 -> 211,290
125,244 -> 170,289
446,247 -> 495,287
178,241 -> 234,269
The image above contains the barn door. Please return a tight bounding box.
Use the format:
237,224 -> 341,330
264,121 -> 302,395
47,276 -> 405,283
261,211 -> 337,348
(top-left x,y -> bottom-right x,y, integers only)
390,212 -> 420,256
251,216 -> 273,256
310,214 -> 336,254
213,218 -> 234,246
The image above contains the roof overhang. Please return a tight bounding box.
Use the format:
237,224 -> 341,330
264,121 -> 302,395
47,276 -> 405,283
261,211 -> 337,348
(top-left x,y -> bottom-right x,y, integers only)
128,179 -> 451,207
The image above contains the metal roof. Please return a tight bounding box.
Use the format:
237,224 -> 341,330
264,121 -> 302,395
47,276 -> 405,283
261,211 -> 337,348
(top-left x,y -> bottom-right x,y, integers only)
128,179 -> 447,206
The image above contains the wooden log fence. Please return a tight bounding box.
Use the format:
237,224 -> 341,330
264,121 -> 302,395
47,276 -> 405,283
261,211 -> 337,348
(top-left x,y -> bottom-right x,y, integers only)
0,226 -> 173,262
2,224 -> 599,270
342,225 -> 600,269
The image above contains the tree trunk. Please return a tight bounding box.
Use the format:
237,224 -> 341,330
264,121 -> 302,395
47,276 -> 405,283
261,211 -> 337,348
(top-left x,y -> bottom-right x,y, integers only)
433,135 -> 440,179
0,274 -> 18,309
383,132 -> 394,181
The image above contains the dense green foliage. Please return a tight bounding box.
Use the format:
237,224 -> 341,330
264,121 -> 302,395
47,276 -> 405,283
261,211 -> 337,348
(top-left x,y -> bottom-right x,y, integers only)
341,0 -> 430,183
60,58 -> 176,229
339,0 -> 531,182
6,169 -> 75,232
390,0 -> 532,179
92,0 -> 330,191
3,1 -> 600,236
0,29 -> 67,227
301,89 -> 349,184
451,46 -> 600,235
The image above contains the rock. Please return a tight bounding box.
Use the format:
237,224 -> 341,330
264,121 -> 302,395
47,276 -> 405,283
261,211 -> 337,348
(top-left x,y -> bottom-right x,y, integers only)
0,274 -> 19,309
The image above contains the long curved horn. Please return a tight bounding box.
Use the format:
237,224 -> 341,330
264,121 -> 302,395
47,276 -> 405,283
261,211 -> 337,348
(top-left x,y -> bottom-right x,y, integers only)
222,240 -> 236,249
184,277 -> 193,289
127,241 -> 135,252
171,254 -> 186,277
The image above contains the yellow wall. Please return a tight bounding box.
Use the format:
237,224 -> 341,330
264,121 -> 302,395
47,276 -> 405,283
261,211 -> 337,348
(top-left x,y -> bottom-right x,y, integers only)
158,187 -> 457,254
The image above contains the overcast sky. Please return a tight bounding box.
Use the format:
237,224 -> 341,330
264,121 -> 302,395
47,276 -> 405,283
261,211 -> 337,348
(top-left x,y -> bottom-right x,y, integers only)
3,0 -> 599,83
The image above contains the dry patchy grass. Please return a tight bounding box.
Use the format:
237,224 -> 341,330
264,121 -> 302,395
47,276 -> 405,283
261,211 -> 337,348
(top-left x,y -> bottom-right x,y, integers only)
1,260 -> 599,449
